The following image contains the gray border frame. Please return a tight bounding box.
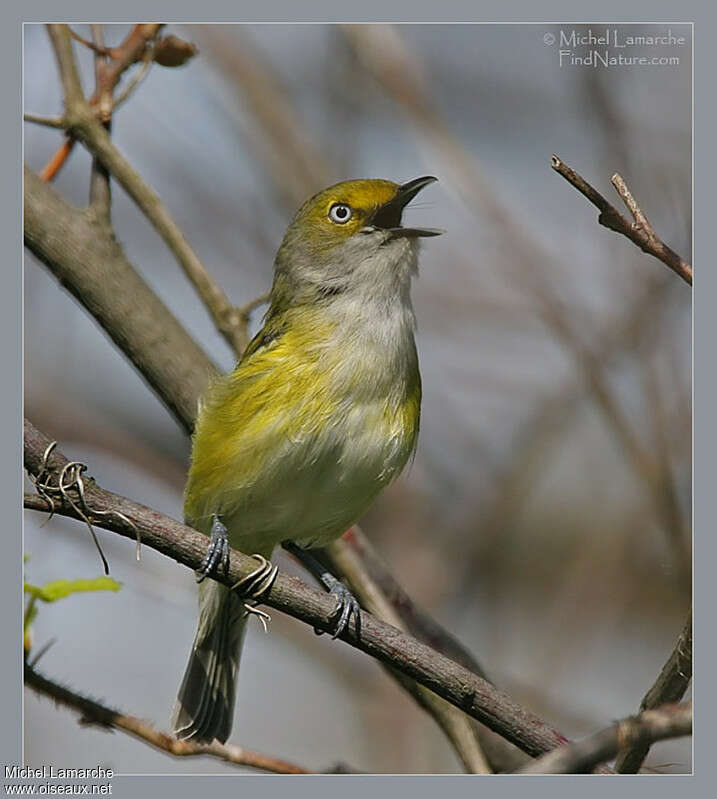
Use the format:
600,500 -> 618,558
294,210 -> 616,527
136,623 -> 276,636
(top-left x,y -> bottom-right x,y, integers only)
6,1 -> 709,797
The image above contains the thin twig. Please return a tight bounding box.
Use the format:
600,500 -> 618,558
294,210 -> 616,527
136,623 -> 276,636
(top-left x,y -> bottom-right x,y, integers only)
24,662 -> 309,774
89,24 -> 112,220
551,155 -> 692,285
68,26 -> 116,58
23,419 -> 590,762
42,24 -> 163,182
113,56 -> 153,110
40,138 -> 76,182
518,702 -> 692,774
615,610 -> 692,773
23,113 -> 66,128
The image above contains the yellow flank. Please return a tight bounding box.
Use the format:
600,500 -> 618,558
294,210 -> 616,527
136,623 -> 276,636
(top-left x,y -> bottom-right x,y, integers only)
183,308 -> 420,548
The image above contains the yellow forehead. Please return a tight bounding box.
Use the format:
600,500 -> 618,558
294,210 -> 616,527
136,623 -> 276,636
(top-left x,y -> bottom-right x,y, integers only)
303,179 -> 400,217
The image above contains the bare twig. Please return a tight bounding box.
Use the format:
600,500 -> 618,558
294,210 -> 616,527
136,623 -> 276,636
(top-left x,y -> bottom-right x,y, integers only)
615,610 -> 692,773
113,56 -> 152,110
24,662 -> 309,774
89,25 -> 112,220
68,26 -> 116,58
23,419 -> 586,762
23,113 -> 66,128
551,155 -> 692,285
40,139 -> 76,182
42,25 -> 163,182
518,702 -> 692,774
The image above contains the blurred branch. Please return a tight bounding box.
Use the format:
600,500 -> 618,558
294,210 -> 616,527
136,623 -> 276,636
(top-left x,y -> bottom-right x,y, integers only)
23,112 -> 66,128
615,610 -> 692,773
24,166 -> 218,435
197,27 -> 335,209
551,155 -> 692,286
454,273 -> 675,590
45,24 -> 248,357
518,702 -> 691,774
342,24 -> 690,584
325,531 -> 492,773
24,662 -> 309,774
332,528 -> 490,678
24,419 -> 587,762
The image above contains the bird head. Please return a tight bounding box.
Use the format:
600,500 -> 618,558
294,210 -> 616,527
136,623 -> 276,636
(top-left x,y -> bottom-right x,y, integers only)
273,177 -> 442,304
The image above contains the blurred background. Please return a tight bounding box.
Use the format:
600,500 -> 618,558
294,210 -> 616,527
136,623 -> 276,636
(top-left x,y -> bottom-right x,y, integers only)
23,23 -> 692,773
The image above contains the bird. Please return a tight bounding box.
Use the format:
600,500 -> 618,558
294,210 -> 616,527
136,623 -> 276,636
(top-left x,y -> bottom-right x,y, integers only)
172,176 -> 441,743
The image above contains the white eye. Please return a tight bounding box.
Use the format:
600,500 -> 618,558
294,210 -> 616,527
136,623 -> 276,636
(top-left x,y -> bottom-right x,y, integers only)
329,203 -> 352,224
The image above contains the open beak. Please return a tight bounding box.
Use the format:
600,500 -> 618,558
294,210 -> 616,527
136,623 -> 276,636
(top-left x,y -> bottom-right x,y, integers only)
371,176 -> 444,238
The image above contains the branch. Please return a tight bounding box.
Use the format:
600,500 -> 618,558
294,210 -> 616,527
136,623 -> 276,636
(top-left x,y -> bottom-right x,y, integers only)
615,610 -> 692,773
518,702 -> 692,774
551,155 -> 692,286
23,419 -> 583,762
45,24 -> 247,357
24,662 -> 309,774
23,113 -> 66,128
88,25 -> 112,220
23,166 -> 218,434
42,25 -> 164,182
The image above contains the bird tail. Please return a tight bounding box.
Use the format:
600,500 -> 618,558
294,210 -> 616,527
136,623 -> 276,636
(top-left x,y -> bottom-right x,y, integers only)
171,578 -> 247,743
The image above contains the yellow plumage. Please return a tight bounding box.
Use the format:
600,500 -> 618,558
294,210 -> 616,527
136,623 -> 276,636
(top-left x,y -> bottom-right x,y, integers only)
184,307 -> 421,553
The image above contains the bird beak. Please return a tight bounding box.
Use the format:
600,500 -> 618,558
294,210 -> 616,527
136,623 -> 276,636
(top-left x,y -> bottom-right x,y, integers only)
371,176 -> 444,238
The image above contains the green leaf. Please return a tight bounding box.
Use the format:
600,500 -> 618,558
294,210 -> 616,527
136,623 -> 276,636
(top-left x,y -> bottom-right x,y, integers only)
23,577 -> 122,602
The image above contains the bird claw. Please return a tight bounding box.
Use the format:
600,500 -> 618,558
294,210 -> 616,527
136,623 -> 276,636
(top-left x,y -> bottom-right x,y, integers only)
319,576 -> 361,640
196,515 -> 230,582
242,602 -> 272,633
231,554 -> 279,600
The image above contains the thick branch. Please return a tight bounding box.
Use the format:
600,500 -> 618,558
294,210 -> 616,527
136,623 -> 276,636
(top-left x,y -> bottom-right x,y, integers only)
24,662 -> 308,774
615,610 -> 692,773
551,155 -> 692,285
23,166 -> 217,434
23,419 -> 579,761
518,702 -> 692,774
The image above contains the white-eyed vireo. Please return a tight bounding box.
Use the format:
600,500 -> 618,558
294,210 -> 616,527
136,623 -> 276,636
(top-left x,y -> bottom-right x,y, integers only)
172,177 -> 441,743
